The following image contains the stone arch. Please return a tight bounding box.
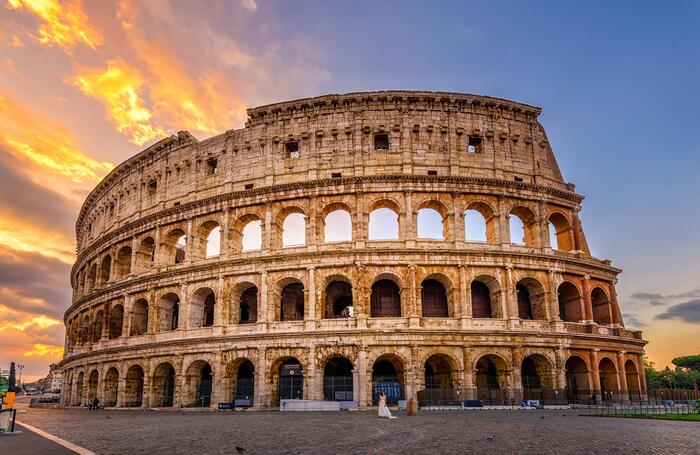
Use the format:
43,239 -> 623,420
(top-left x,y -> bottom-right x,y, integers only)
370,272 -> 403,317
471,275 -> 502,318
323,355 -> 354,401
591,287 -> 612,325
368,198 -> 401,240
103,367 -> 119,407
558,281 -> 583,322
135,236 -> 156,271
189,287 -> 216,328
108,303 -> 124,339
129,298 -> 149,336
157,292 -> 180,332
323,275 -> 353,318
232,213 -> 263,252
321,202 -> 352,243
87,369 -> 99,402
115,245 -> 132,279
417,200 -> 449,240
548,211 -> 575,251
124,364 -> 144,407
508,205 -> 538,246
98,254 -> 111,286
198,219 -> 221,259
371,353 -> 407,403
151,362 -> 177,407
565,355 -> 591,401
162,227 -> 187,265
184,360 -> 213,407
516,277 -> 547,320
465,201 -> 497,243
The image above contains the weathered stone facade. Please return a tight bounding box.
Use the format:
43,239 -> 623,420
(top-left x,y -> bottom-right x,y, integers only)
59,91 -> 646,409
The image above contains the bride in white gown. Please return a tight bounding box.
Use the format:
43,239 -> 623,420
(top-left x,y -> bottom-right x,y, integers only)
377,392 -> 397,418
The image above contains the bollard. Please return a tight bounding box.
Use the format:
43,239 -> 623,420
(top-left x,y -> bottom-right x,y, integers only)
407,398 -> 418,416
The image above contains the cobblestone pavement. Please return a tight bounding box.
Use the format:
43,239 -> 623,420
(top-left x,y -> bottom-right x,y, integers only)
14,406 -> 700,455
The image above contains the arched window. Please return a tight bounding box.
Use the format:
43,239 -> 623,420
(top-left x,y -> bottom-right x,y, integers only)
421,279 -> 448,317
280,283 -> 304,321
242,220 -> 262,251
368,208 -> 399,240
465,209 -> 487,242
370,279 -> 401,317
282,213 -> 306,247
204,225 -> 221,258
471,281 -> 492,318
417,208 -> 444,240
324,210 -> 352,242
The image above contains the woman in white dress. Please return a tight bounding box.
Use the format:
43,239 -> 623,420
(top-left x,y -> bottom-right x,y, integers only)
377,392 -> 397,418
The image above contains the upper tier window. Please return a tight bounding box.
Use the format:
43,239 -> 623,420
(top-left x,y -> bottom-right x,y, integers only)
374,133 -> 389,151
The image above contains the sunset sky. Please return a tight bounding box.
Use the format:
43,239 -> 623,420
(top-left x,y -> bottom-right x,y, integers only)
0,0 -> 698,382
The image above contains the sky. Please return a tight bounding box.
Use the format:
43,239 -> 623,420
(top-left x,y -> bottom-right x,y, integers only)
0,0 -> 698,382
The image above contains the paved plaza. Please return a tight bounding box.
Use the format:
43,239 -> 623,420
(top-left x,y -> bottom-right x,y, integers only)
8,405 -> 700,455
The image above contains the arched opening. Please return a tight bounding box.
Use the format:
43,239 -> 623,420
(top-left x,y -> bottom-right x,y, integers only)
625,360 -> 641,394
282,212 -> 306,247
548,212 -> 575,251
239,286 -> 258,324
599,358 -> 618,401
242,220 -> 262,251
103,367 -> 118,407
324,209 -> 352,242
324,280 -> 353,318
189,288 -> 215,328
163,229 -> 187,265
74,371 -> 84,405
124,365 -> 144,407
464,209 -> 487,242
471,280 -> 493,318
99,255 -> 111,286
115,246 -> 132,279
370,279 -> 401,317
92,310 -> 104,342
235,360 -> 255,403
417,207 -> 444,240
509,207 -> 537,246
323,356 -> 353,401
136,236 -> 155,270
201,222 -> 221,258
277,358 -> 303,402
186,361 -> 213,407
476,355 -> 505,404
591,287 -> 612,325
87,370 -> 99,403
368,208 -> 399,240
129,299 -> 149,336
372,356 -> 404,403
565,356 -> 591,402
108,304 -> 124,339
157,293 -> 180,332
558,282 -> 582,322
421,279 -> 448,317
152,363 -> 176,407
521,355 -> 554,401
516,283 -> 533,319
279,283 -> 304,321
424,354 -> 453,389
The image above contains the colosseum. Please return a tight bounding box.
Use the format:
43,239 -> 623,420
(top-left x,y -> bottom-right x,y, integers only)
59,91 -> 647,410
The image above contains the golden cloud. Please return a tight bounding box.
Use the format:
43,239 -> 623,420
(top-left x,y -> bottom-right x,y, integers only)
7,0 -> 102,50
72,60 -> 167,146
0,94 -> 113,185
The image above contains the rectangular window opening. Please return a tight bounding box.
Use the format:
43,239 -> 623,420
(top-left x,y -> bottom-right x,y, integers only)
285,141 -> 300,159
206,158 -> 218,175
468,136 -> 482,154
374,133 -> 389,151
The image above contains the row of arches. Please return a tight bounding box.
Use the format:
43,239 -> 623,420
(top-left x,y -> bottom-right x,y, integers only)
63,352 -> 643,408
67,274 -> 617,347
75,202 -> 580,297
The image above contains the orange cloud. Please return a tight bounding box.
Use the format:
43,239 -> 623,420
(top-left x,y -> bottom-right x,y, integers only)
0,94 -> 113,186
72,60 -> 167,146
7,0 -> 102,50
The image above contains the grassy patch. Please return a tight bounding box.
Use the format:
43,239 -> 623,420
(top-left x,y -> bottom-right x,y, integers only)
595,413 -> 700,421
